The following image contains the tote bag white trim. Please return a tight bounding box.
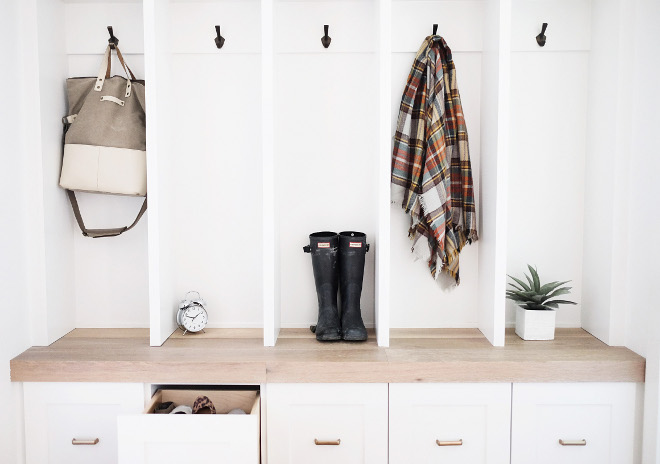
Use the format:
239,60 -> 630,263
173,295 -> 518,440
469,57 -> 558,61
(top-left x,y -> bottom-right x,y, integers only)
60,143 -> 147,196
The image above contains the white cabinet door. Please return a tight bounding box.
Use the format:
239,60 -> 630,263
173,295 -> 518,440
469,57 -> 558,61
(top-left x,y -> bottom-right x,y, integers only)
23,382 -> 144,464
389,383 -> 511,464
118,389 -> 260,464
267,383 -> 388,464
511,383 -> 639,464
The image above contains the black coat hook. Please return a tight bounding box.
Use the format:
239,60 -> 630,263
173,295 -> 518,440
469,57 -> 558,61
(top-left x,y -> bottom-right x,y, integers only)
536,23 -> 548,47
321,25 -> 331,48
107,26 -> 119,49
215,25 -> 225,49
432,24 -> 438,36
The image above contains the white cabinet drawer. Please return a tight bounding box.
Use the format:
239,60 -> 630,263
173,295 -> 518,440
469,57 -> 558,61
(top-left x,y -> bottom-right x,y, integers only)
23,382 -> 144,464
118,388 -> 260,464
267,383 -> 388,464
389,383 -> 511,464
511,383 -> 639,464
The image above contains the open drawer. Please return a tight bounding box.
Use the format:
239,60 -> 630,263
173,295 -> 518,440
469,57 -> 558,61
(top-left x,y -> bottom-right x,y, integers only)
118,388 -> 260,464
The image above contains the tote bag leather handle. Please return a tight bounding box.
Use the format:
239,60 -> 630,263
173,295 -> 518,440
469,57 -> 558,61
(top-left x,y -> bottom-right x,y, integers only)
95,45 -> 136,97
66,190 -> 147,238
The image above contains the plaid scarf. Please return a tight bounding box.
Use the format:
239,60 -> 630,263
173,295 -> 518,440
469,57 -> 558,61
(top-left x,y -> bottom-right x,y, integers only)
391,36 -> 478,283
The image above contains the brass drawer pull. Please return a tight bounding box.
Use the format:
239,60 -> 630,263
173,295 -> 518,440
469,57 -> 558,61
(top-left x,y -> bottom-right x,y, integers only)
314,439 -> 341,446
559,439 -> 587,446
436,439 -> 463,446
72,438 -> 100,445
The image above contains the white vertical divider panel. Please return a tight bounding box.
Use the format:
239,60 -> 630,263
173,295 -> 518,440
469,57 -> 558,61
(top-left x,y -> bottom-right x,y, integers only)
145,0 -> 176,346
581,0 -> 631,347
25,0 -> 76,346
376,0 -> 391,347
21,0 -> 49,347
477,0 -> 509,347
606,0 -> 633,346
262,0 -> 279,346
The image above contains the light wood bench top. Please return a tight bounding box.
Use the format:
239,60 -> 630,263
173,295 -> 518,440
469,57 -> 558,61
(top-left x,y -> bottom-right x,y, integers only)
10,328 -> 645,384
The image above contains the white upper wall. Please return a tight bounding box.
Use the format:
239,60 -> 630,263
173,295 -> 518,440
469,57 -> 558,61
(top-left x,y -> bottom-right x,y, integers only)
389,0 -> 485,329
275,1 -> 379,328
167,1 -> 264,328
64,3 -> 150,328
507,50 -> 587,328
506,0 -> 591,328
390,51 -> 482,328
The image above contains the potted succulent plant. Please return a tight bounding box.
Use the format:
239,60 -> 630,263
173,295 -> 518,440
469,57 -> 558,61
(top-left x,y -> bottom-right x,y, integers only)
506,265 -> 576,340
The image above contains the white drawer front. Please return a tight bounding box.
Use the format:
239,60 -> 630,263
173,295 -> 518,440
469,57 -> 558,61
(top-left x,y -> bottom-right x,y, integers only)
24,382 -> 144,464
267,383 -> 388,464
511,383 -> 639,464
389,383 -> 511,464
118,389 -> 260,464
118,415 -> 260,463
48,403 -> 122,463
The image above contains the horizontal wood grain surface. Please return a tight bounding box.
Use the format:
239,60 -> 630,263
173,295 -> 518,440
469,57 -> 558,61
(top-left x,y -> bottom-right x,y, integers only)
11,328 -> 645,384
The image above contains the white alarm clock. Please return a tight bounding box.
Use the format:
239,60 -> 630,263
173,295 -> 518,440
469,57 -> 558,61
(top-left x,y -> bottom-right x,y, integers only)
176,291 -> 208,335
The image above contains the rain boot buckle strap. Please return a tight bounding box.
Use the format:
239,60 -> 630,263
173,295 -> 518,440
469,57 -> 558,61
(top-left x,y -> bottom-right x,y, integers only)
305,243 -> 367,252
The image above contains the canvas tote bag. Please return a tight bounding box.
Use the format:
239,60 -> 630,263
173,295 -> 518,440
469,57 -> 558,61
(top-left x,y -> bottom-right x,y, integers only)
60,43 -> 147,238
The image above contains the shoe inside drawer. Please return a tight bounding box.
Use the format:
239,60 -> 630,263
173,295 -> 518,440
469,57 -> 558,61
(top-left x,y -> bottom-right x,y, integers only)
145,388 -> 260,416
118,388 -> 260,464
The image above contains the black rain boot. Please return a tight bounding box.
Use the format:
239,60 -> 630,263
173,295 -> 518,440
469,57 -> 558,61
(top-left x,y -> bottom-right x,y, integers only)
304,232 -> 341,341
338,231 -> 369,341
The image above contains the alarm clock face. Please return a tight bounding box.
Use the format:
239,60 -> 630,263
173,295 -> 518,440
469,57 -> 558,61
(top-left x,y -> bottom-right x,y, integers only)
181,304 -> 208,333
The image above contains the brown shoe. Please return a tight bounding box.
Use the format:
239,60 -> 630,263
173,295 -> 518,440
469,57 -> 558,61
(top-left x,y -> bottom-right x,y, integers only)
192,396 -> 216,414
154,401 -> 175,414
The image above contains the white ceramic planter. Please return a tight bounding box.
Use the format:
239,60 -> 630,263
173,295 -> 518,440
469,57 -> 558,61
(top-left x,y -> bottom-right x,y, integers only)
515,307 -> 556,340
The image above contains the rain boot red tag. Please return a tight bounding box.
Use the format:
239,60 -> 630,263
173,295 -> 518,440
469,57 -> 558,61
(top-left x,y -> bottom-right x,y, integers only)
317,243 -> 330,248
349,242 -> 362,248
